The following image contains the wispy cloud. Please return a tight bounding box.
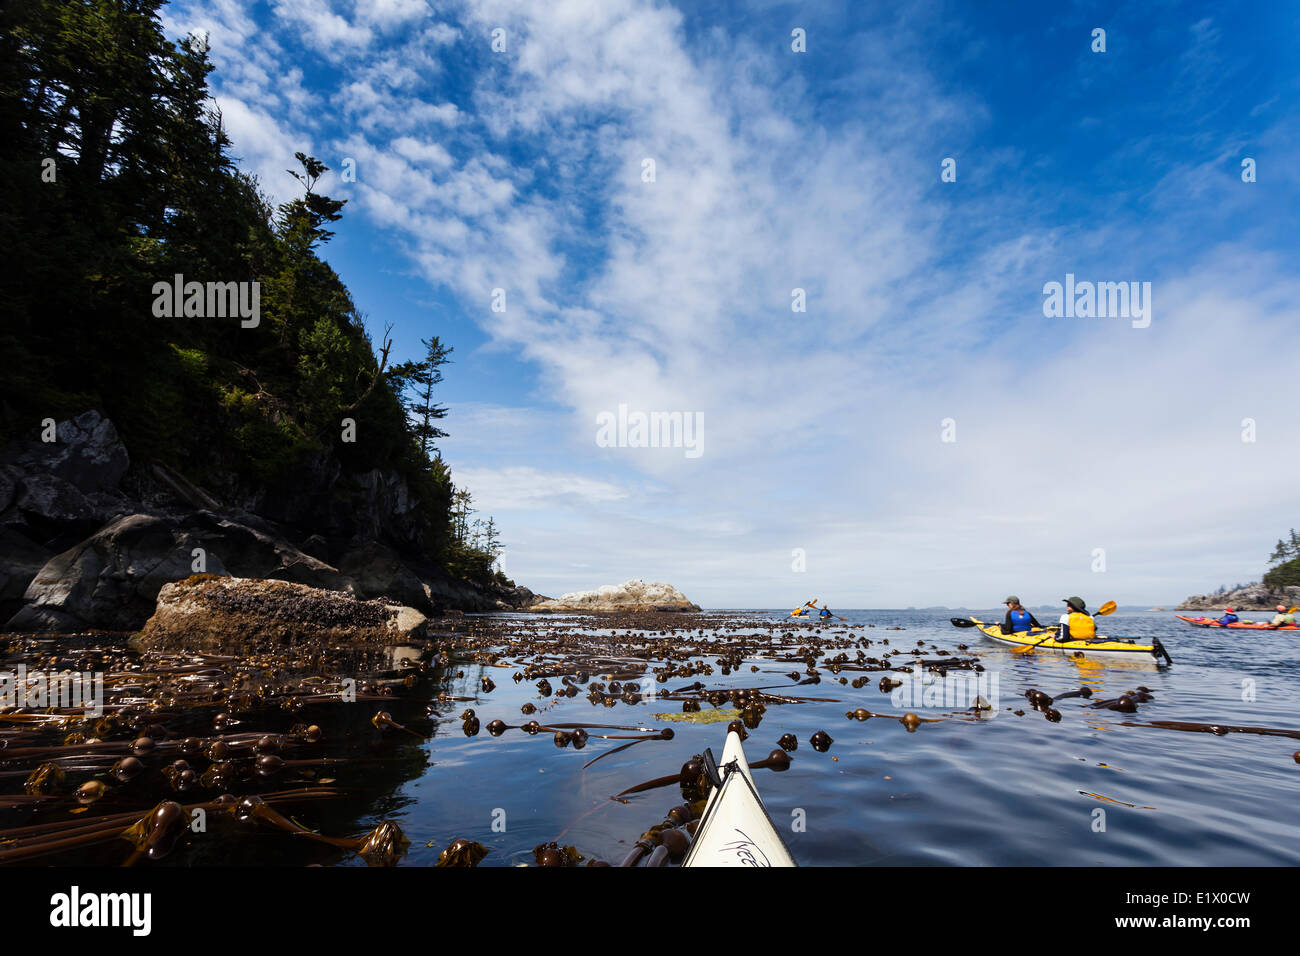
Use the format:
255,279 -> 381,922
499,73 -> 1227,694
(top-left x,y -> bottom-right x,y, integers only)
166,0 -> 1300,605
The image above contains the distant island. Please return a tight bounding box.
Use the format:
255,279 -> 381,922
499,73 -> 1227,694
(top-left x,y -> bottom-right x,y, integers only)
1177,530 -> 1300,611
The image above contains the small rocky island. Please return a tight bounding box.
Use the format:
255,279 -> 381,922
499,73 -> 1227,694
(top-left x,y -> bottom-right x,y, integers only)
1177,582 -> 1300,611
532,579 -> 700,613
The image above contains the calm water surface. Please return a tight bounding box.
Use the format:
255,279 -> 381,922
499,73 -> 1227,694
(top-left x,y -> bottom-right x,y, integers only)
385,609 -> 1300,866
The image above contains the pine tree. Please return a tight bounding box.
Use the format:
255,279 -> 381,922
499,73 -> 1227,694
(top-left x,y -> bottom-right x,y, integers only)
451,488 -> 474,544
388,337 -> 452,458
481,516 -> 502,563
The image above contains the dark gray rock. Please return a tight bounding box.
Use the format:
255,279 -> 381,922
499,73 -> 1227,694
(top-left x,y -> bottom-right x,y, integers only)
5,511 -> 350,633
336,540 -> 432,612
8,514 -> 199,631
0,466 -> 17,513
1,410 -> 129,494
300,533 -> 331,562
188,512 -> 346,590
1,409 -> 540,631
14,473 -> 100,527
0,526 -> 53,621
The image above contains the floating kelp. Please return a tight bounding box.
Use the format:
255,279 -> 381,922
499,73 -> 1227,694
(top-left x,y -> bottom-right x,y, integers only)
652,708 -> 740,724
0,633 -> 439,865
1122,719 -> 1300,740
3,609 -> 1203,866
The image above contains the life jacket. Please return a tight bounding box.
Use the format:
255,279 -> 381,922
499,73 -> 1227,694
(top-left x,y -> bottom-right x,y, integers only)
1009,609 -> 1033,632
1066,611 -> 1095,640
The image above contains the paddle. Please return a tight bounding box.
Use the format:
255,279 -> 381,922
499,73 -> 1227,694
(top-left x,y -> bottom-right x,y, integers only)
1152,636 -> 1174,665
796,600 -> 846,621
813,602 -> 848,621
1011,600 -> 1116,654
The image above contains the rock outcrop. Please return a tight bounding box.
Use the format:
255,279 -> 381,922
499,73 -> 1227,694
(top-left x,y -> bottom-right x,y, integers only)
138,575 -> 428,651
3,411 -> 130,494
1177,582 -> 1300,611
1,410 -> 538,632
532,579 -> 700,613
7,512 -> 346,633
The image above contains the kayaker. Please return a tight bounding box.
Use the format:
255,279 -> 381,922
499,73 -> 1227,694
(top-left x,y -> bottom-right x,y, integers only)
1215,607 -> 1239,626
1000,596 -> 1043,634
1057,596 -> 1096,641
1270,605 -> 1295,626
818,607 -> 833,620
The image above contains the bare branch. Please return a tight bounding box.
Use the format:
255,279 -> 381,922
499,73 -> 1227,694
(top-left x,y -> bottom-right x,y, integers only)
339,322 -> 393,419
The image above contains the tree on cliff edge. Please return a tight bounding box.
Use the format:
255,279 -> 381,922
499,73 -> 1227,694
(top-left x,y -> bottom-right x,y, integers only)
389,337 -> 453,459
1265,529 -> 1300,590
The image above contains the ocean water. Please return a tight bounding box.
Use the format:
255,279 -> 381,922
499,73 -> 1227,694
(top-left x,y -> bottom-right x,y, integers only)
8,609 -> 1295,867
389,609 -> 1300,866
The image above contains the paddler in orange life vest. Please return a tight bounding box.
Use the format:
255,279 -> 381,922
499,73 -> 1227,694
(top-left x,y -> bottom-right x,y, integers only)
1057,596 -> 1096,641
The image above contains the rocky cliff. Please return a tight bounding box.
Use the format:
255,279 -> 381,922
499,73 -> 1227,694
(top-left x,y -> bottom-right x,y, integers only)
1,411 -> 537,632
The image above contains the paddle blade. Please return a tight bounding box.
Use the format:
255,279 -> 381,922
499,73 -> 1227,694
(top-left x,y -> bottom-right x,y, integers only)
1096,600 -> 1117,617
950,617 -> 979,628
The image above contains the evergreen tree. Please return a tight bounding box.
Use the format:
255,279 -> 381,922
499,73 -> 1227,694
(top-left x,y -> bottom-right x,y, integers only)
388,337 -> 452,458
0,0 -> 509,588
451,488 -> 474,544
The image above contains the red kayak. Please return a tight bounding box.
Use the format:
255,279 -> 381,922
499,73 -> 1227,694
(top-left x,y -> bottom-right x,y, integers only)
1176,614 -> 1299,630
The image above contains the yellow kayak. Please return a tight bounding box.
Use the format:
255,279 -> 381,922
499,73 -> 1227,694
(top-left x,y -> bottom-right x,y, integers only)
968,618 -> 1169,662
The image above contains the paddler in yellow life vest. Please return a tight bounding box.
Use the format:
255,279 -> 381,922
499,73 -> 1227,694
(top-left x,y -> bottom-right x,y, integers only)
1057,596 -> 1096,642
1270,605 -> 1296,626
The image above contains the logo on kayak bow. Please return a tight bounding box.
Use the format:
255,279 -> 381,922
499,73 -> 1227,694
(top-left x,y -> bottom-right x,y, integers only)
721,829 -> 771,867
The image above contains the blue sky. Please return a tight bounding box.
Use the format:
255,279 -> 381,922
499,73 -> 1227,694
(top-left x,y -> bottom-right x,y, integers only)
165,0 -> 1300,606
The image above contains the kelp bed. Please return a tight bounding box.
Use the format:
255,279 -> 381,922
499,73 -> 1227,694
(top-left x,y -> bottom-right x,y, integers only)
6,611 -> 1269,867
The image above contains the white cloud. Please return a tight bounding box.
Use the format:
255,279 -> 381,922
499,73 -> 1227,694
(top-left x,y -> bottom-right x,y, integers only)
271,0 -> 374,53
451,466 -> 630,510
212,96 -> 310,201
167,0 -> 1299,605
